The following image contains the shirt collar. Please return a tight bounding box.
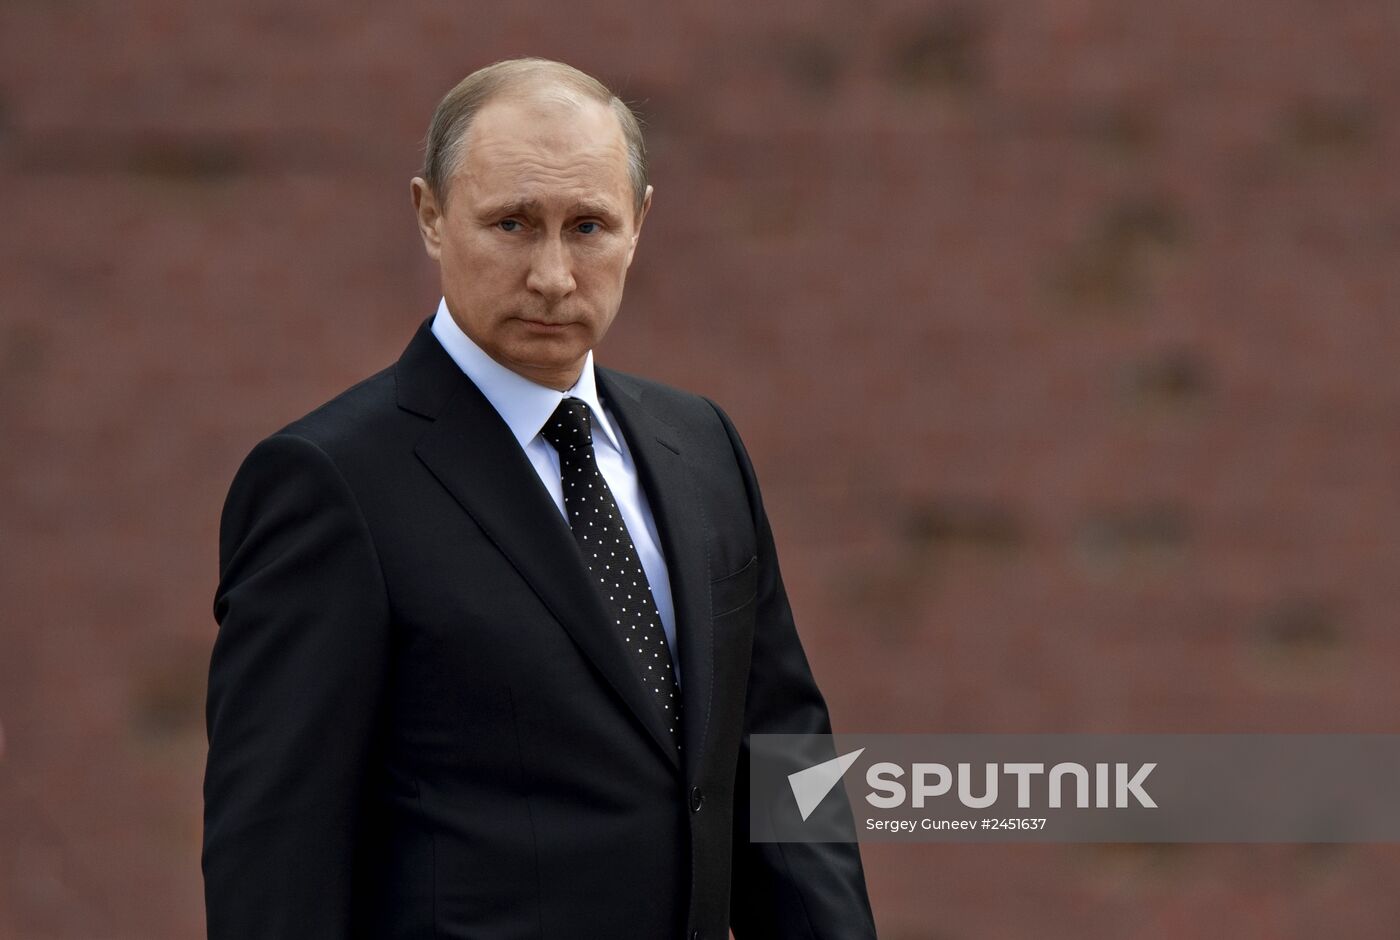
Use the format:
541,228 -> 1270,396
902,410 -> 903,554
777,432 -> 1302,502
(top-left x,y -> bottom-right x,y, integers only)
428,298 -> 622,454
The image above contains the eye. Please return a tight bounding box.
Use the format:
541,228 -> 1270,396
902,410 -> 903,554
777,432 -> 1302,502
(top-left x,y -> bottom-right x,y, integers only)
576,221 -> 600,235
497,219 -> 522,233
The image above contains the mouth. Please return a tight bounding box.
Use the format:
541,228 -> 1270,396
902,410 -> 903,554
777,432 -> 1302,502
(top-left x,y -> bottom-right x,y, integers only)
516,317 -> 576,333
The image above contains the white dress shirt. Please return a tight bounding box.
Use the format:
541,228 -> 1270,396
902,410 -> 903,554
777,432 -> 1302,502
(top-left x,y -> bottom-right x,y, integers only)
429,299 -> 680,680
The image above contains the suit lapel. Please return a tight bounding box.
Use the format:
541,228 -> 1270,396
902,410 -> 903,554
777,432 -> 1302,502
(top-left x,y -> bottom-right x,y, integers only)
397,324 -> 681,768
599,370 -> 715,783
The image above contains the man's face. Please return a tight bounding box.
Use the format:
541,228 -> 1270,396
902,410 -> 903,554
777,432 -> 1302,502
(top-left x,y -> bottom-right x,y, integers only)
412,93 -> 651,390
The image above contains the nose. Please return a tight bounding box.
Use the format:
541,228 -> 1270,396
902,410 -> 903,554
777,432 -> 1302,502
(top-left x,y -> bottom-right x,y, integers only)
526,235 -> 576,302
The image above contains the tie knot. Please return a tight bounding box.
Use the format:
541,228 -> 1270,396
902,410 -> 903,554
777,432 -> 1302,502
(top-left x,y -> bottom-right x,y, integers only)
541,397 -> 594,453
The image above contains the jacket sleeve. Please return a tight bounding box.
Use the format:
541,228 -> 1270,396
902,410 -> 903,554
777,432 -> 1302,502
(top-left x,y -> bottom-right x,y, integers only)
203,432 -> 391,939
708,402 -> 879,940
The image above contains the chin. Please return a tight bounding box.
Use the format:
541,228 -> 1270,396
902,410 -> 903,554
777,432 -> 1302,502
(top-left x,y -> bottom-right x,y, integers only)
502,342 -> 588,377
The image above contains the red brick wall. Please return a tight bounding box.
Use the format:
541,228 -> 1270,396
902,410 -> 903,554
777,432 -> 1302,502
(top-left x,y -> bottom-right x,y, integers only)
2,1 -> 1398,936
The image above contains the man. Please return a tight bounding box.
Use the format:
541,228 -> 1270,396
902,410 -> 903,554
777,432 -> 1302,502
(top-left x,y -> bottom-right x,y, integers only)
204,58 -> 876,939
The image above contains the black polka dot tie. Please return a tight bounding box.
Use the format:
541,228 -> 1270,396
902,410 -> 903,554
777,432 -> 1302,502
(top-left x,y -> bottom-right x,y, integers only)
541,398 -> 682,751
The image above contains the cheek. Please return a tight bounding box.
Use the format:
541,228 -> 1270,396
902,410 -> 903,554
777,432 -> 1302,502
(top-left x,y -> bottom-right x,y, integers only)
447,239 -> 521,284
583,242 -> 635,285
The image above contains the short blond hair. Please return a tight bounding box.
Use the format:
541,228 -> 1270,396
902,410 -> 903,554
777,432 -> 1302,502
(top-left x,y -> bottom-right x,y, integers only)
420,57 -> 648,212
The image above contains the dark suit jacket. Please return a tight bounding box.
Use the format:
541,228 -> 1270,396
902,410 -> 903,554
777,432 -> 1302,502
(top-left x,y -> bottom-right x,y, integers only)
204,319 -> 876,939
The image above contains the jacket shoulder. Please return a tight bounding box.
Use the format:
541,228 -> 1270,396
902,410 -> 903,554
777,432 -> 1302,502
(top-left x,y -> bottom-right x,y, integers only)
267,365 -> 405,459
599,367 -> 731,431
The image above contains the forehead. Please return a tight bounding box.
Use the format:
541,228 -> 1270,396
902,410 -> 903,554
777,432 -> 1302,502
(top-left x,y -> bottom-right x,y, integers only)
454,94 -> 631,210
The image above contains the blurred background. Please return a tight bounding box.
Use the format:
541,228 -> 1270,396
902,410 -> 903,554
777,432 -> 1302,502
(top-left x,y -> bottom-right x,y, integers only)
2,0 -> 1398,937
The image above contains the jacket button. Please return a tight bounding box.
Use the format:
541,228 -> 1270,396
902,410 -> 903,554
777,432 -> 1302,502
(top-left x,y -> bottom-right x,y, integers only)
690,786 -> 705,813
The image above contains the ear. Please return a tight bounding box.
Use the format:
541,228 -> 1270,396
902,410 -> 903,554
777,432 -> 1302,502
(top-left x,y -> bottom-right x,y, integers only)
625,185 -> 654,269
411,177 -> 443,261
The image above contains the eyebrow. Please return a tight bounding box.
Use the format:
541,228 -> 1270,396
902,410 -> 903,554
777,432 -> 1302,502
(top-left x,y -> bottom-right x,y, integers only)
481,198 -> 621,221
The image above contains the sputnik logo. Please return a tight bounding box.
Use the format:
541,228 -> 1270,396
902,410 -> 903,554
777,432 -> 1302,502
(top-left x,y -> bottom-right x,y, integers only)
787,748 -> 865,821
